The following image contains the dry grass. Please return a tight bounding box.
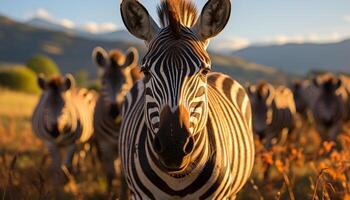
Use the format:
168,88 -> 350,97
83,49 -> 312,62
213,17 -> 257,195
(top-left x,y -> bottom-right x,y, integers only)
0,89 -> 349,199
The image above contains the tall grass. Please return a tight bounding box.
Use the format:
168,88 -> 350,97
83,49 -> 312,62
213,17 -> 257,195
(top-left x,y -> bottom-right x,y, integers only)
0,89 -> 349,199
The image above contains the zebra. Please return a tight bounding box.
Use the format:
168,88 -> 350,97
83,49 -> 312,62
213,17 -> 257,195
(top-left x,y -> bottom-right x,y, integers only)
247,81 -> 296,148
290,79 -> 320,123
92,46 -> 142,195
119,0 -> 254,199
339,74 -> 350,121
32,74 -> 97,187
311,73 -> 349,140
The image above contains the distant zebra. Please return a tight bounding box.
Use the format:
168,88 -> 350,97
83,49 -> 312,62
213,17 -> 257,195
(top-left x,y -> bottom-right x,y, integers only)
119,0 -> 254,199
92,46 -> 142,195
339,74 -> 350,121
248,82 -> 296,147
32,74 -> 96,184
311,73 -> 349,140
290,79 -> 320,122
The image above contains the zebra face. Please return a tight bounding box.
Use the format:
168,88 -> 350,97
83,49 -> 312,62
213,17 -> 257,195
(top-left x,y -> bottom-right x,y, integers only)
291,81 -> 307,114
141,30 -> 211,171
313,75 -> 342,126
247,84 -> 273,137
121,0 -> 231,172
38,74 -> 76,138
93,47 -> 138,118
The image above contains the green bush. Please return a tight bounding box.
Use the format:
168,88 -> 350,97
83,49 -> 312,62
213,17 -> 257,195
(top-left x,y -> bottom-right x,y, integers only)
75,69 -> 89,87
0,67 -> 40,94
26,55 -> 60,77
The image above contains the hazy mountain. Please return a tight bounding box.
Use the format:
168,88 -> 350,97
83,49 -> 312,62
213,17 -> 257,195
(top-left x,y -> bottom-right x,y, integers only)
0,14 -> 285,83
233,40 -> 350,74
26,17 -> 140,43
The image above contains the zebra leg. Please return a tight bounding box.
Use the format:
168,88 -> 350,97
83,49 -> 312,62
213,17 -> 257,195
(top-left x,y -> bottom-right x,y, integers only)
328,123 -> 342,141
96,139 -> 118,195
64,143 -> 77,174
45,141 -> 64,197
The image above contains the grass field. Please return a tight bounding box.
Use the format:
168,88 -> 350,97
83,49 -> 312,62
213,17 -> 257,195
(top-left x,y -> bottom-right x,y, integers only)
0,89 -> 349,200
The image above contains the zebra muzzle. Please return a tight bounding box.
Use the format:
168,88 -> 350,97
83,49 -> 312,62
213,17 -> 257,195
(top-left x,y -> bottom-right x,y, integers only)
152,105 -> 195,172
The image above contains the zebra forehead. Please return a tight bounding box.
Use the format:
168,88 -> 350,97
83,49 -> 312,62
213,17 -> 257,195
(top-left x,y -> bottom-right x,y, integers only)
157,0 -> 198,31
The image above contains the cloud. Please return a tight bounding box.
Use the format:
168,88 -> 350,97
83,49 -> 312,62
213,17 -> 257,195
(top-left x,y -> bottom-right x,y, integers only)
33,8 -> 52,20
59,19 -> 75,29
344,15 -> 350,22
259,32 -> 346,45
29,9 -> 118,33
81,22 -> 117,33
211,37 -> 251,51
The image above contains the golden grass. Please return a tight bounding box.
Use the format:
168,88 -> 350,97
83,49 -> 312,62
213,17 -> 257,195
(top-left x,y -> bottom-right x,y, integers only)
0,89 -> 38,119
0,89 -> 349,199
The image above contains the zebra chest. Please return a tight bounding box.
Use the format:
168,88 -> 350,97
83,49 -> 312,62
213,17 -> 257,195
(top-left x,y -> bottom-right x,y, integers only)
124,122 -> 235,199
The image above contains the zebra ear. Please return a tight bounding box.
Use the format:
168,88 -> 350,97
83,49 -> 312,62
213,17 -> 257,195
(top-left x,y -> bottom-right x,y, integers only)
192,0 -> 231,42
335,79 -> 342,89
37,74 -> 47,90
120,0 -> 160,43
92,47 -> 110,68
123,47 -> 139,69
64,74 -> 75,91
247,85 -> 255,95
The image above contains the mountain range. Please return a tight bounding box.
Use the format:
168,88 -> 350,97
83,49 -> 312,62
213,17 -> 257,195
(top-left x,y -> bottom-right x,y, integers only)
26,16 -> 350,75
0,14 -> 286,83
233,40 -> 350,75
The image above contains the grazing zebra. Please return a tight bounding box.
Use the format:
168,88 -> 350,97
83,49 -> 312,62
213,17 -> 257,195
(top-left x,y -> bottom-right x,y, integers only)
290,79 -> 320,122
119,0 -> 254,199
311,73 -> 349,140
92,46 -> 142,195
247,82 -> 296,147
32,74 -> 96,184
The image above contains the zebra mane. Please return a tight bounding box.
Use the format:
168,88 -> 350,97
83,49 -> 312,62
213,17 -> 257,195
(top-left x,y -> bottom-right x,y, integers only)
109,49 -> 125,66
157,0 -> 198,37
48,76 -> 64,90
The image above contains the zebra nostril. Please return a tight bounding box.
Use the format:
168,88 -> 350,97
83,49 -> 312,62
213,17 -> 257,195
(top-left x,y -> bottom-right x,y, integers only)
153,136 -> 163,154
183,136 -> 194,155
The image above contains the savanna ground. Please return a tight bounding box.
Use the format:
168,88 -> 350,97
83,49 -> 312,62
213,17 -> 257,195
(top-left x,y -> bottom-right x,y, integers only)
0,89 -> 349,200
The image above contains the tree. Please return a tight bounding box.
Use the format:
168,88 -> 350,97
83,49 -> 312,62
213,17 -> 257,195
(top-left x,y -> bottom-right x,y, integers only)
26,55 -> 60,77
0,67 -> 40,94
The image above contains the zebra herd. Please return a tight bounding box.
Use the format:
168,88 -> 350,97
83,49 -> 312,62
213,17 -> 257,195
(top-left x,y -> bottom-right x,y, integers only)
30,0 -> 350,199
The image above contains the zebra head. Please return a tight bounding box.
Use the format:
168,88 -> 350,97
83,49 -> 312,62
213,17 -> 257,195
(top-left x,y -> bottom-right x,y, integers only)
247,82 -> 274,138
121,0 -> 231,172
291,80 -> 307,115
93,47 -> 139,118
37,74 -> 77,138
312,73 -> 343,127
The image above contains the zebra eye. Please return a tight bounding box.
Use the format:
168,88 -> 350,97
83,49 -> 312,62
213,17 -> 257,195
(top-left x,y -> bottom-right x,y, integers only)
141,68 -> 150,76
201,68 -> 211,76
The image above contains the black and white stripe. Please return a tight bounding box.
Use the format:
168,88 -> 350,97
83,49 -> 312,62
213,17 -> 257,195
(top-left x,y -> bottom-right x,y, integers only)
32,74 -> 96,180
248,82 -> 296,147
119,0 -> 254,199
92,46 -> 142,193
290,79 -> 320,121
311,73 -> 349,140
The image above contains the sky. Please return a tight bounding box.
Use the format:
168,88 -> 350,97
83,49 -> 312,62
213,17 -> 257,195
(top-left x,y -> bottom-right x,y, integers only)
1,0 -> 350,50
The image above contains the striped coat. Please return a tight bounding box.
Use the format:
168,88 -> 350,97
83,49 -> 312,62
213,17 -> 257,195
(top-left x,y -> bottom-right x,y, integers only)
119,0 -> 254,199
290,79 -> 320,121
92,46 -> 142,194
120,73 -> 254,199
311,73 -> 349,140
248,82 -> 296,147
32,74 -> 96,178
